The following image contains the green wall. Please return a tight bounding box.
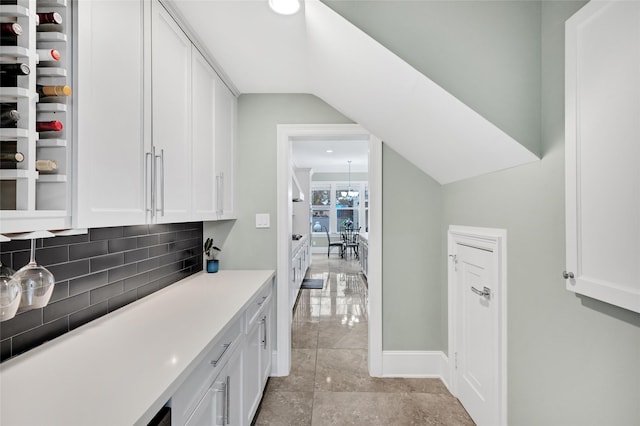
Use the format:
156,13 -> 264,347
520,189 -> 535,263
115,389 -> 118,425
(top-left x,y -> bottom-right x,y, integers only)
382,144 -> 442,350
323,0 -> 542,157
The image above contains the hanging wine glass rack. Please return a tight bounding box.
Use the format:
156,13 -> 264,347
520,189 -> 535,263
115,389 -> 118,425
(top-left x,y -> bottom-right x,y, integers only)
0,0 -> 72,234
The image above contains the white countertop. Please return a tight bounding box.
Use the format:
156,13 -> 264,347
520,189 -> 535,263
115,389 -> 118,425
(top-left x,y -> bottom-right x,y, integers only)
0,270 -> 275,426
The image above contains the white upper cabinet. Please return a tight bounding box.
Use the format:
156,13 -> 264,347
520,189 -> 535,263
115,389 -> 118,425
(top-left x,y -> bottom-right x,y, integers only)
565,0 -> 640,313
74,0 -> 150,228
151,1 -> 192,223
214,74 -> 236,219
73,0 -> 236,228
191,47 -> 218,221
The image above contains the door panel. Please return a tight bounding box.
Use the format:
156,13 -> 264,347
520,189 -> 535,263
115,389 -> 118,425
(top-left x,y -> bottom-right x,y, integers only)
151,1 -> 191,222
456,243 -> 497,426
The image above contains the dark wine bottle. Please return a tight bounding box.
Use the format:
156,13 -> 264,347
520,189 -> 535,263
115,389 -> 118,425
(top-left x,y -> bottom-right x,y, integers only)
37,12 -> 62,25
0,63 -> 30,87
36,120 -> 63,132
0,109 -> 20,127
0,152 -> 24,163
36,85 -> 72,97
0,22 -> 23,36
0,63 -> 30,77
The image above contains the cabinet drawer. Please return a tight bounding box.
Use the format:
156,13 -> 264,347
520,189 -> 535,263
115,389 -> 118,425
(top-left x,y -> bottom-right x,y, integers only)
246,284 -> 272,329
171,319 -> 242,425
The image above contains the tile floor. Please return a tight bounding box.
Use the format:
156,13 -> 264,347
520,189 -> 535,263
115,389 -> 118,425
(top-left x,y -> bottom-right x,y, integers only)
253,254 -> 475,426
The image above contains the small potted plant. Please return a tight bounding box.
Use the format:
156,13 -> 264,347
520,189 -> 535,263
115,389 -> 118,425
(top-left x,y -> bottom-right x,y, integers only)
204,237 -> 222,273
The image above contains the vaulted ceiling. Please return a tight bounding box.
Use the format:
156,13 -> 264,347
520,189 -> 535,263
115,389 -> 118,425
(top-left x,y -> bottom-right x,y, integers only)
168,0 -> 539,184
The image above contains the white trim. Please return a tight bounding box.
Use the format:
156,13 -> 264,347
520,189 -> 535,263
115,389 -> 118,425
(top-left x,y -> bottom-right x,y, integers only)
381,350 -> 449,380
275,124 -> 383,377
448,225 -> 508,426
367,134 -> 383,377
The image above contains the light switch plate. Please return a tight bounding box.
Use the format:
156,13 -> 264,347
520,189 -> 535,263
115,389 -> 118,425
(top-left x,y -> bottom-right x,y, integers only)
256,213 -> 270,228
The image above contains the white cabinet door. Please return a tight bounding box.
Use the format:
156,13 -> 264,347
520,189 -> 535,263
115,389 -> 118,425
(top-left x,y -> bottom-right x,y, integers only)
74,0 -> 150,228
244,319 -> 261,424
185,346 -> 243,426
214,76 -> 236,219
259,301 -> 272,387
184,386 -> 220,426
565,1 -> 640,313
191,47 -> 218,221
151,0 -> 192,223
221,344 -> 244,426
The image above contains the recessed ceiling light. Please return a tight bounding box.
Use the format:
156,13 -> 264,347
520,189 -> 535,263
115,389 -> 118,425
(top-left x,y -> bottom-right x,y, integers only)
269,0 -> 300,15
326,149 -> 333,153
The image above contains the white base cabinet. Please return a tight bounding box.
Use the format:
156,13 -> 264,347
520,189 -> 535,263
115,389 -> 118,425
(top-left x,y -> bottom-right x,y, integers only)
290,236 -> 310,310
243,286 -> 273,424
185,344 -> 244,426
172,279 -> 273,426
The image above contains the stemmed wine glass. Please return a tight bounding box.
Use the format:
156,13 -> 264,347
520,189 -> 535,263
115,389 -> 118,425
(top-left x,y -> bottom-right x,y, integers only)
0,261 -> 21,321
13,239 -> 55,313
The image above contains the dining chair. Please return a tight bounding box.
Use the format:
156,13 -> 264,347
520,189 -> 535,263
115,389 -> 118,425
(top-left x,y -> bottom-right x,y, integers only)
342,227 -> 360,259
324,226 -> 344,258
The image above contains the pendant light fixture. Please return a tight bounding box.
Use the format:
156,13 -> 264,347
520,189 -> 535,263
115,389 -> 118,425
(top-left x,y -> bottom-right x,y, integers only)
340,160 -> 358,200
269,0 -> 300,15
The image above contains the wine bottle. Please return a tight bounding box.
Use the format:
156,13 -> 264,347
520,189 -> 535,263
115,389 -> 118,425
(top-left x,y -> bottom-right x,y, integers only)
36,159 -> 58,172
0,109 -> 20,127
0,22 -> 23,36
36,120 -> 63,132
36,85 -> 72,97
0,152 -> 24,163
0,63 -> 30,77
0,63 -> 30,87
37,12 -> 62,25
36,49 -> 61,62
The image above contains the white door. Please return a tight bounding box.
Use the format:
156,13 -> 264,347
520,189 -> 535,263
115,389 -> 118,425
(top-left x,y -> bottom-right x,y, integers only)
454,242 -> 500,426
74,0 -> 149,228
565,0 -> 640,313
214,76 -> 236,219
151,0 -> 192,223
191,46 -> 218,221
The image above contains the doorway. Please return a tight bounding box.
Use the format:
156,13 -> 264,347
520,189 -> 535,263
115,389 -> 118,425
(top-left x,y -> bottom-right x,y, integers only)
448,226 -> 507,426
276,124 -> 382,378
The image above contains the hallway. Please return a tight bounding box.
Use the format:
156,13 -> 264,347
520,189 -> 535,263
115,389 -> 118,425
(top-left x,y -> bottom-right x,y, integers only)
253,254 -> 475,425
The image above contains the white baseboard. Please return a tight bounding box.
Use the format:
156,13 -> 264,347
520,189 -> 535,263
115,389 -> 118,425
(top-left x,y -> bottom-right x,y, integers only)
381,350 -> 451,390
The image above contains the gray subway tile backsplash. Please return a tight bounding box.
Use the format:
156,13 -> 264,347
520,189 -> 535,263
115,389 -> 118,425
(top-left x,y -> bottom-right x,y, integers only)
0,222 -> 203,362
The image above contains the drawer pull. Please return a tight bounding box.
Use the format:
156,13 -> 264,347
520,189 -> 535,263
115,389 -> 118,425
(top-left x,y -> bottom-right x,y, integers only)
211,343 -> 231,367
257,295 -> 268,306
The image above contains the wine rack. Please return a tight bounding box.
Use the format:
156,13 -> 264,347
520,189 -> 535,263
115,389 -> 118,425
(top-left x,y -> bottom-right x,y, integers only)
0,0 -> 71,233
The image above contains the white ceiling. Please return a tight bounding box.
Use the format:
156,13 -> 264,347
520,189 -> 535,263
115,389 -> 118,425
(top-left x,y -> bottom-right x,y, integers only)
168,0 -> 539,184
291,139 -> 369,173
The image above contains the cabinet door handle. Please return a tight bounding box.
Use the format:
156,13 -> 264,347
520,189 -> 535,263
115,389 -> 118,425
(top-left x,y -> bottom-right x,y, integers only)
212,380 -> 225,426
150,147 -> 157,218
225,375 -> 230,425
155,149 -> 165,217
219,172 -> 224,215
211,342 -> 231,367
215,174 -> 221,217
145,151 -> 153,217
261,316 -> 267,349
